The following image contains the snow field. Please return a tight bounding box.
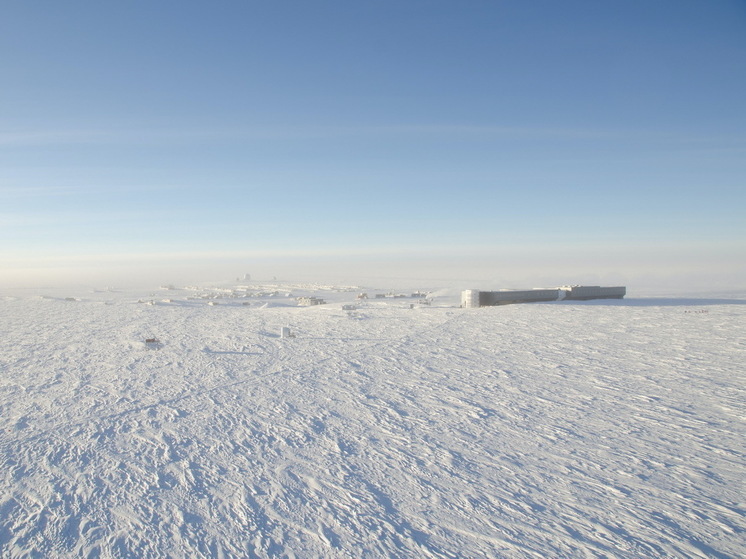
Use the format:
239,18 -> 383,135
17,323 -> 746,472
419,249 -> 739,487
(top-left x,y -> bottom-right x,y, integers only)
0,288 -> 744,558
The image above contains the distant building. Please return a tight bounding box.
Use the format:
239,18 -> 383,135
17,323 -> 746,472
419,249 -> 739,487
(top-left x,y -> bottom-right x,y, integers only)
462,286 -> 626,308
297,296 -> 326,306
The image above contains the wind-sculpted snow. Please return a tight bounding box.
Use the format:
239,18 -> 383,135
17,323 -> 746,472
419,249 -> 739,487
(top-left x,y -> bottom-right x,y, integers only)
0,286 -> 744,558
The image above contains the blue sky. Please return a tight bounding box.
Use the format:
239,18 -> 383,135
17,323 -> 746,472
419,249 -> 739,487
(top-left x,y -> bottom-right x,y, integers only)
1,1 -> 745,290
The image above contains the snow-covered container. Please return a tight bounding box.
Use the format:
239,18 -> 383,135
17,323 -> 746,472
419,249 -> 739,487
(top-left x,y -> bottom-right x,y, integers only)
280,326 -> 291,338
297,296 -> 326,306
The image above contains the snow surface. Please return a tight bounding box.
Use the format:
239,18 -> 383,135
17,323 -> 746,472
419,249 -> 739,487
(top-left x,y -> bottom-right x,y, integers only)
1,283 -> 744,558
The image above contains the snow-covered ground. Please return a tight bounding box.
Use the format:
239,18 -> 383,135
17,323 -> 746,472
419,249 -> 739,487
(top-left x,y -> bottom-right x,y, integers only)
1,282 -> 744,558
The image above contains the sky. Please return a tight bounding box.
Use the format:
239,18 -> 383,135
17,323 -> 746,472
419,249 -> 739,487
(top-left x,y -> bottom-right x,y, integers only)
1,1 -> 745,292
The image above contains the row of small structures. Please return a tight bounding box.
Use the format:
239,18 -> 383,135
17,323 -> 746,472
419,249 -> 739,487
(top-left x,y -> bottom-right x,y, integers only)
142,286 -> 624,345
462,286 -> 626,307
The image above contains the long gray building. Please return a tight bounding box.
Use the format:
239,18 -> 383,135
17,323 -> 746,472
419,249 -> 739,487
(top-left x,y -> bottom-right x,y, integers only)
561,285 -> 626,301
462,286 -> 626,307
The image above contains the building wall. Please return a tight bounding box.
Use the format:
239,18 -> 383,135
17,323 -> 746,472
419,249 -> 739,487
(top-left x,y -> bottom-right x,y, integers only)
480,289 -> 560,306
564,286 -> 626,300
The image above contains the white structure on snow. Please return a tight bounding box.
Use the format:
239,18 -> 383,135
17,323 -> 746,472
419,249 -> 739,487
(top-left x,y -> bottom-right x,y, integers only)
462,286 -> 626,307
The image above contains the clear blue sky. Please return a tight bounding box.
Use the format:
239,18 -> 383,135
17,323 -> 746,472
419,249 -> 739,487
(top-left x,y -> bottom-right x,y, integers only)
1,1 -> 745,291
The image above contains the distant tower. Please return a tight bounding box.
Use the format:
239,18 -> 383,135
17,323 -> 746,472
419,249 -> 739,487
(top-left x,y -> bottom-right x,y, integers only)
461,290 -> 480,308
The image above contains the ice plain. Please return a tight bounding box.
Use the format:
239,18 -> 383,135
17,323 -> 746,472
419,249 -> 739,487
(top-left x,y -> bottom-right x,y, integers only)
0,282 -> 744,558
